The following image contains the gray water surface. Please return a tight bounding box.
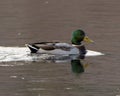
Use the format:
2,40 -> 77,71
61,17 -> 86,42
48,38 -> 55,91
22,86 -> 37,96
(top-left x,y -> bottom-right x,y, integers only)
0,0 -> 120,96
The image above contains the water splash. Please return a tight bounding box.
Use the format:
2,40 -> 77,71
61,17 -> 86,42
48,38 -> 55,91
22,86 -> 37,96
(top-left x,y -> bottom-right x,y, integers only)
0,46 -> 54,62
0,46 -> 104,62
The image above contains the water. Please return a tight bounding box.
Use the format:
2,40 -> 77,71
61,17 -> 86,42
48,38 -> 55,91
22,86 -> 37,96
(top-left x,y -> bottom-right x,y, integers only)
0,0 -> 120,96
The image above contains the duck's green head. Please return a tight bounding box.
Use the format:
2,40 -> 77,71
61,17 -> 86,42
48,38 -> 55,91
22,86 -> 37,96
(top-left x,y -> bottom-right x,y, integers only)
71,29 -> 93,45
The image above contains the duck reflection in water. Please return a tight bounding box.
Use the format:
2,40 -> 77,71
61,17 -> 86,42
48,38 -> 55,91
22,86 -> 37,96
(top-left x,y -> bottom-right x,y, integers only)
71,59 -> 84,74
70,45 -> 88,74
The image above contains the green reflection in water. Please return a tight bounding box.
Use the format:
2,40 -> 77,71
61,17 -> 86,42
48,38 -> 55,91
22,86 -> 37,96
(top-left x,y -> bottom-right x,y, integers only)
71,59 -> 84,74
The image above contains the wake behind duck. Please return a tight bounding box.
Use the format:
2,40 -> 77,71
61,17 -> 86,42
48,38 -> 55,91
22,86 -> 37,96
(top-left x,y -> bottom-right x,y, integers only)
0,46 -> 103,62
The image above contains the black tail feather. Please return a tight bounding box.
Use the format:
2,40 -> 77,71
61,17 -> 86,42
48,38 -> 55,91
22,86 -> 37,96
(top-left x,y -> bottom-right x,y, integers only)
26,44 -> 39,53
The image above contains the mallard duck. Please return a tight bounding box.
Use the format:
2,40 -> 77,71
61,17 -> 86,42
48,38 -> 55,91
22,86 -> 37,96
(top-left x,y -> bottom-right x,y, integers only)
26,29 -> 93,58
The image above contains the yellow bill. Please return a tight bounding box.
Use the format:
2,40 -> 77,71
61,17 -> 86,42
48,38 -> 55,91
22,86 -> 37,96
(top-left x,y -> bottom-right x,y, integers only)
83,36 -> 94,43
83,64 -> 89,69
